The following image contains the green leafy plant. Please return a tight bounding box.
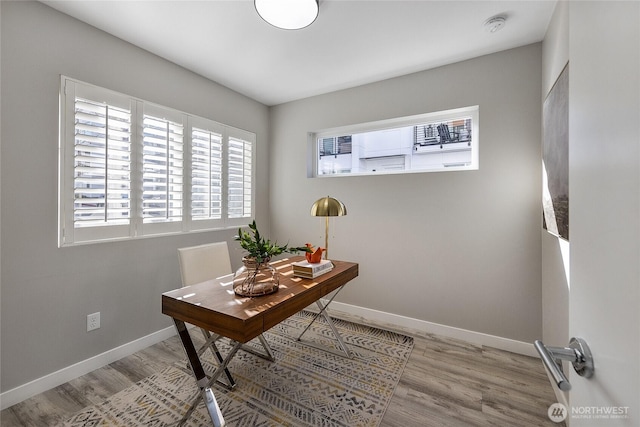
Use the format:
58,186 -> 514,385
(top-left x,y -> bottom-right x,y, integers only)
235,220 -> 310,263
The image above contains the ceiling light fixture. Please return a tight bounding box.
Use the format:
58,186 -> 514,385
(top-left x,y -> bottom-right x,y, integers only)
484,16 -> 506,33
255,0 -> 319,30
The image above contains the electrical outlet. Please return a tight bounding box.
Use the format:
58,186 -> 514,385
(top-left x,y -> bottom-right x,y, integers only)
87,312 -> 100,332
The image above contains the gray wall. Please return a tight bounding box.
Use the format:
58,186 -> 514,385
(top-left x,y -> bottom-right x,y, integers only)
268,44 -> 543,342
0,1 -> 270,392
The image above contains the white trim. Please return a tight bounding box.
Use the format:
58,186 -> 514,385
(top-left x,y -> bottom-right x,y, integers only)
324,300 -> 538,357
0,326 -> 176,410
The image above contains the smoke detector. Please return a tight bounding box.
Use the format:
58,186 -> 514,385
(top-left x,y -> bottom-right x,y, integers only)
484,16 -> 506,33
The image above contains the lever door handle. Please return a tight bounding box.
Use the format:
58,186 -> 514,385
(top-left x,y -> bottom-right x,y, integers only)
534,337 -> 594,391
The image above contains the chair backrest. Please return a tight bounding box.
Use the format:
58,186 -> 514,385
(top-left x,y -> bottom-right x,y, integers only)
178,242 -> 232,286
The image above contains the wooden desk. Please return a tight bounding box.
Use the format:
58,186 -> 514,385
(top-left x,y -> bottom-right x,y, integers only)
162,257 -> 359,425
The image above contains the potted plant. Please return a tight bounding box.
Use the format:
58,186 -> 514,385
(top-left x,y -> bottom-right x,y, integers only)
233,220 -> 310,296
235,220 -> 310,263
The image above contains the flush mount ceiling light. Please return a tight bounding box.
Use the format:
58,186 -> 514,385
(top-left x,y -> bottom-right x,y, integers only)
484,16 -> 506,33
255,0 -> 319,30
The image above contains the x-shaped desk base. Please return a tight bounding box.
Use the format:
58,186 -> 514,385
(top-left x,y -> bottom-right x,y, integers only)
174,296 -> 352,426
174,320 -> 274,427
296,286 -> 353,358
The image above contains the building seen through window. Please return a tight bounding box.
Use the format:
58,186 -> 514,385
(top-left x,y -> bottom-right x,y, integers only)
314,106 -> 478,177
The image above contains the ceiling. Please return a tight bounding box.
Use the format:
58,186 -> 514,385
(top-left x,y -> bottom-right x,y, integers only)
42,0 -> 557,106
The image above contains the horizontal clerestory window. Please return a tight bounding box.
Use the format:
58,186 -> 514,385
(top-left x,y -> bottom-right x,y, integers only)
310,106 -> 479,177
59,76 -> 254,246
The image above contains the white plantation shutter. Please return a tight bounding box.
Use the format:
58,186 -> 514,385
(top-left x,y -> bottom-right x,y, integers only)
227,136 -> 253,219
142,114 -> 184,223
59,77 -> 255,246
73,98 -> 131,227
191,127 -> 223,220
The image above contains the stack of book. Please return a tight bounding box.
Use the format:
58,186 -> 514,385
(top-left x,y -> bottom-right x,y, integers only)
292,259 -> 333,279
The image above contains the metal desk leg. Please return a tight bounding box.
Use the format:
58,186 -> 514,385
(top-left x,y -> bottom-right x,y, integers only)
180,384 -> 227,427
296,286 -> 353,358
203,387 -> 225,427
175,320 -> 210,386
174,319 -> 234,426
198,329 -> 236,389
197,329 -> 273,385
239,334 -> 275,362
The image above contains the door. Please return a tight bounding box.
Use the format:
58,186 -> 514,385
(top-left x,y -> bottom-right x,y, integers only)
568,2 -> 639,425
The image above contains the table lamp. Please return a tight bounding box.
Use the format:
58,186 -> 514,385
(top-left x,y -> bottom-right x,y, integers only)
310,196 -> 347,260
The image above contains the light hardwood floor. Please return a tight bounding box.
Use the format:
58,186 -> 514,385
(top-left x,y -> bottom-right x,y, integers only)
1,317 -> 563,426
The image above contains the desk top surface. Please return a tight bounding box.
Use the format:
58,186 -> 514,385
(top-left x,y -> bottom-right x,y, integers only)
162,257 -> 358,342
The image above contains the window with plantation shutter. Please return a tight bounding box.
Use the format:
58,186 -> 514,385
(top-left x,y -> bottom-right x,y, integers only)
228,137 -> 253,219
73,98 -> 131,228
191,127 -> 223,221
142,114 -> 184,224
59,76 -> 255,246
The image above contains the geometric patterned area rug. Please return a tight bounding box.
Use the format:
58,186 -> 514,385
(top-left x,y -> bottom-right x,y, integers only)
63,311 -> 414,426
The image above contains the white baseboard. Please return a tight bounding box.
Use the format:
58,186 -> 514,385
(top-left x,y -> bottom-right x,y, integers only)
324,300 -> 538,357
0,326 -> 177,410
1,303 -> 538,410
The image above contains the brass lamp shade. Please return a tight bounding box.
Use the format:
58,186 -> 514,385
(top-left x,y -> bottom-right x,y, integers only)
310,196 -> 347,217
310,196 -> 346,260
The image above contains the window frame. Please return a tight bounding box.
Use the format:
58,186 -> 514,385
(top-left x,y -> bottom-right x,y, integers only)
59,76 -> 255,247
309,106 -> 479,178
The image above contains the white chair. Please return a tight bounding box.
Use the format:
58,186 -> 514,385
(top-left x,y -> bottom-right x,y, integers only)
177,242 -> 274,389
178,241 -> 233,288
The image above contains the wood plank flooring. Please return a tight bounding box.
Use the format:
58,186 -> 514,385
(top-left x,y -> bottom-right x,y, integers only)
1,316 -> 562,426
